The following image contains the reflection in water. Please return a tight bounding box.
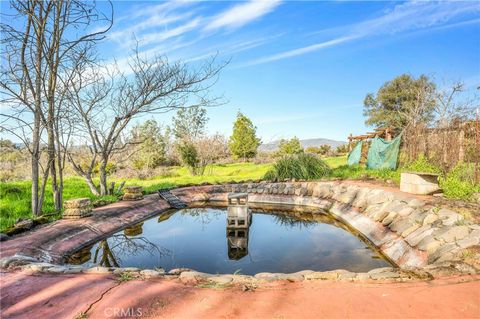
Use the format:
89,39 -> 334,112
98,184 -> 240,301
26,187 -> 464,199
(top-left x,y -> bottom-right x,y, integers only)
68,245 -> 92,265
124,222 -> 144,237
85,222 -> 171,268
68,207 -> 392,274
226,195 -> 252,260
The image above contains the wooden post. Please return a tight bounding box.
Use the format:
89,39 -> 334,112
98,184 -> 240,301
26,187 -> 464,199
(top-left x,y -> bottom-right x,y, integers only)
385,128 -> 392,141
348,133 -> 353,152
458,126 -> 465,163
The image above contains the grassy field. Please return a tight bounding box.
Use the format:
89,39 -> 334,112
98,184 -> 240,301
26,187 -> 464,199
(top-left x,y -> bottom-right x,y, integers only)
1,156 -> 479,232
0,163 -> 271,231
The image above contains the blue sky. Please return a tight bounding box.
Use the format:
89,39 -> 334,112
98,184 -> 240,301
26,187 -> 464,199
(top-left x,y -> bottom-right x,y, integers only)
3,0 -> 480,143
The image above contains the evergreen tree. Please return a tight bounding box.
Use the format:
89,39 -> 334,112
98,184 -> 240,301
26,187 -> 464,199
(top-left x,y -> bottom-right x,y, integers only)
229,112 -> 261,160
363,74 -> 436,129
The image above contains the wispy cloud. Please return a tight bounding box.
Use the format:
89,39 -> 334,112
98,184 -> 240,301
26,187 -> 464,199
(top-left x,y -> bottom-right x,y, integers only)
204,0 -> 281,31
239,35 -> 357,67
241,1 -> 480,67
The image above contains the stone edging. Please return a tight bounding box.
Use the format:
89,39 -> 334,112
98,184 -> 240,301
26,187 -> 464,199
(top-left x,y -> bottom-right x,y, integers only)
1,181 -> 479,283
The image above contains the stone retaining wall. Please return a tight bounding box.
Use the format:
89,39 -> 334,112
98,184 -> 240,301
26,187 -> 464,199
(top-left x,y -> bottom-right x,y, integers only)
1,180 -> 479,283
172,181 -> 480,268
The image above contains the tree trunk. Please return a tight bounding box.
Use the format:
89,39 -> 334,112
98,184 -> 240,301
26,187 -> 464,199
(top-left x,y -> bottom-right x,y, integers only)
31,113 -> 40,216
85,174 -> 100,196
47,124 -> 61,212
99,159 -> 108,196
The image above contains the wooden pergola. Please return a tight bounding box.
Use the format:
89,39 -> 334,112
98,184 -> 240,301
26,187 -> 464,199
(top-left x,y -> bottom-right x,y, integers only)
347,127 -> 394,151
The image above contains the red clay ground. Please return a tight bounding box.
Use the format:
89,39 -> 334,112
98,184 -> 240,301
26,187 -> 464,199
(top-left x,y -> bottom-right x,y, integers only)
1,270 -> 479,319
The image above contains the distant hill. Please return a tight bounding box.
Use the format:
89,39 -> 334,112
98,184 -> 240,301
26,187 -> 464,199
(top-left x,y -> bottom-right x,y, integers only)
259,138 -> 347,152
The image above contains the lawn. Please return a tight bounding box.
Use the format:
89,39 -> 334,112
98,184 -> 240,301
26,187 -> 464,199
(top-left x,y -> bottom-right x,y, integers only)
0,162 -> 271,232
1,156 -> 478,232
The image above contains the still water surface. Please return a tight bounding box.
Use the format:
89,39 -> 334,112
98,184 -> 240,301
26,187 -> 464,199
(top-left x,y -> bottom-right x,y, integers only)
68,208 -> 391,274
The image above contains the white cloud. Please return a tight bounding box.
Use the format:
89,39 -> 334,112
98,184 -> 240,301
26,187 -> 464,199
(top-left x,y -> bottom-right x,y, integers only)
204,0 -> 281,31
239,35 -> 357,67
240,1 -> 480,67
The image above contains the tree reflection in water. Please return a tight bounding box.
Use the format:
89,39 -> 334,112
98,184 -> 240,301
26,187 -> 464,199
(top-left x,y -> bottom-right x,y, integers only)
93,231 -> 171,268
181,208 -> 222,229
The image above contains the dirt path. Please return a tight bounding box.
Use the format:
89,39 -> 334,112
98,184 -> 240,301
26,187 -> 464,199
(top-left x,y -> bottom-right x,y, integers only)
1,270 -> 479,319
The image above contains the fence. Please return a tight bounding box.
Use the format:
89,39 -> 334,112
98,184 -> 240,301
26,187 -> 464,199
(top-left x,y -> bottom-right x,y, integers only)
400,120 -> 479,179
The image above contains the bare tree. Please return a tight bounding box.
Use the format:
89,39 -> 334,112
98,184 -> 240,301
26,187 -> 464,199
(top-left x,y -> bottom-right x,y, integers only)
64,51 -> 226,195
434,82 -> 476,127
1,0 -> 112,215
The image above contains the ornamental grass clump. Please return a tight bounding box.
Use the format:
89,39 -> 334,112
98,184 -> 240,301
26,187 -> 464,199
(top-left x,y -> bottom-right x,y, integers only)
264,153 -> 331,181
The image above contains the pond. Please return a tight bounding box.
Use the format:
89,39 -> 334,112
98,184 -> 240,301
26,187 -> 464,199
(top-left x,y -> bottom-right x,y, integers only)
67,207 -> 392,275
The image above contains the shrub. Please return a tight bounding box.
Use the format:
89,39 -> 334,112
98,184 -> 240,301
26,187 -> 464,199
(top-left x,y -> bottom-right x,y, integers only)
178,142 -> 204,176
439,163 -> 480,200
264,153 -> 331,181
402,156 -> 442,175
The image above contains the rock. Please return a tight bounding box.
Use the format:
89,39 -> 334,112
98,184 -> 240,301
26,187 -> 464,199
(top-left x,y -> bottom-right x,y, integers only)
46,266 -> 68,274
254,272 -> 281,282
64,267 -> 84,274
0,233 -> 9,241
179,271 -> 212,283
22,262 -> 55,272
304,271 -> 339,280
368,267 -> 396,274
168,268 -> 191,275
354,273 -> 370,281
84,266 -> 111,274
6,219 -> 34,235
428,243 -> 459,263
140,269 -> 163,278
389,218 -> 413,233
405,225 -> 436,247
124,186 -> 143,193
367,190 -> 392,205
456,234 -> 480,249
437,208 -> 463,226
417,235 -> 441,253
407,198 -> 426,208
0,254 -> 37,268
384,201 -> 409,215
276,273 -> 305,282
381,212 -> 398,226
422,213 -> 439,226
312,184 -> 331,198
372,210 -> 389,222
369,271 -> 401,280
64,198 -> 91,209
113,267 -> 140,275
338,271 -> 357,281
335,190 -> 357,205
424,266 -> 461,277
299,187 -> 308,196
435,226 -> 470,243
63,207 -> 93,219
208,275 -> 233,285
401,223 -> 420,237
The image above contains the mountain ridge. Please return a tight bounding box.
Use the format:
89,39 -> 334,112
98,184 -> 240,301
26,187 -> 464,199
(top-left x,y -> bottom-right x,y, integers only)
259,138 -> 347,152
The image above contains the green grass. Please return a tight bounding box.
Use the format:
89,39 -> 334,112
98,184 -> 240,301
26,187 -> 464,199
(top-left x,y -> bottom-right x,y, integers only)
323,155 -> 347,168
0,163 -> 270,232
1,157 -> 478,232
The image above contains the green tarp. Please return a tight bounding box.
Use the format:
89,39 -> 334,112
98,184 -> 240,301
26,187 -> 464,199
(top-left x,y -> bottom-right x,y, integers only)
366,134 -> 402,170
347,141 -> 363,166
